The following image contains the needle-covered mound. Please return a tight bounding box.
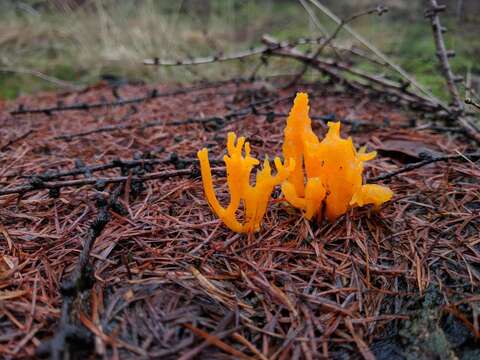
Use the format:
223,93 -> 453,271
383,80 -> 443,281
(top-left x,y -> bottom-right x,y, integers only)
2,79 -> 477,360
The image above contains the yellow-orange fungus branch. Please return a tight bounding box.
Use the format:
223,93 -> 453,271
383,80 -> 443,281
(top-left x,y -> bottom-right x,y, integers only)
197,132 -> 294,233
282,92 -> 393,221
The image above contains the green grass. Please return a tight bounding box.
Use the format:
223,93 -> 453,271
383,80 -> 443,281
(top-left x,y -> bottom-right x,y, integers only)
0,0 -> 478,101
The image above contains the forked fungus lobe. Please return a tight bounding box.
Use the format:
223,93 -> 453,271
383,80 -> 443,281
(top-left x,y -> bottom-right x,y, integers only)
197,132 -> 294,233
197,92 -> 393,233
282,92 -> 393,221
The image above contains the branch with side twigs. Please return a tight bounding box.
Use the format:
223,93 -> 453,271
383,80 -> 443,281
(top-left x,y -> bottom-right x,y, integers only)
287,5 -> 388,88
9,155 -> 222,182
143,37 -> 325,66
53,95 -> 292,141
261,35 -> 441,112
261,35 -> 480,145
36,190 -> 118,358
307,0 -> 444,109
1,152 -> 479,197
425,1 -> 480,144
0,168 -> 203,196
143,35 -> 386,71
10,78 -> 249,116
142,1 -> 426,110
426,0 -> 463,112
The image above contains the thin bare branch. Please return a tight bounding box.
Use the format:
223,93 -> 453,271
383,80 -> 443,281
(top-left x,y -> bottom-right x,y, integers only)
10,79 -> 248,116
143,37 -> 324,66
0,168 -> 203,196
307,0 -> 446,109
426,0 -> 463,112
262,35 -> 440,112
288,5 -> 388,87
370,152 -> 480,182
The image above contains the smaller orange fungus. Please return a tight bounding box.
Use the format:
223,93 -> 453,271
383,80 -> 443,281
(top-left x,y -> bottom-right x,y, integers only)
197,132 -> 294,233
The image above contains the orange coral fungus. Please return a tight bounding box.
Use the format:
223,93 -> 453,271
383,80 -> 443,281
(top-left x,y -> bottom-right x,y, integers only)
197,132 -> 294,233
282,92 -> 393,221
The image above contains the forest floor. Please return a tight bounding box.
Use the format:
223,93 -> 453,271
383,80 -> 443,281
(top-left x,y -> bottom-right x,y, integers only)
0,77 -> 479,359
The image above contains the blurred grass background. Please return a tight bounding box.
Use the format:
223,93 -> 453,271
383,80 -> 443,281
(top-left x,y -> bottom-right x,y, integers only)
1,0 -> 479,100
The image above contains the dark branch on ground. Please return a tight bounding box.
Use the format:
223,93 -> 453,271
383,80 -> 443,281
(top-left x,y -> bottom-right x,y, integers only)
2,152 -> 479,197
370,152 -> 480,182
36,192 -> 114,359
9,77 -> 253,116
53,96 -> 291,141
0,168 -> 206,196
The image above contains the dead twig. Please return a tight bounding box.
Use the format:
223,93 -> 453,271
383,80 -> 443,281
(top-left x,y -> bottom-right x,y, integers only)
36,193 -> 113,359
426,0 -> 463,112
16,156 -> 218,182
2,150 -> 479,198
10,79 -> 243,116
262,36 -> 440,112
307,0 -> 445,109
143,37 -> 325,67
425,1 -> 480,144
370,151 -> 480,182
53,95 -> 289,141
0,168 -> 209,196
288,5 -> 388,87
